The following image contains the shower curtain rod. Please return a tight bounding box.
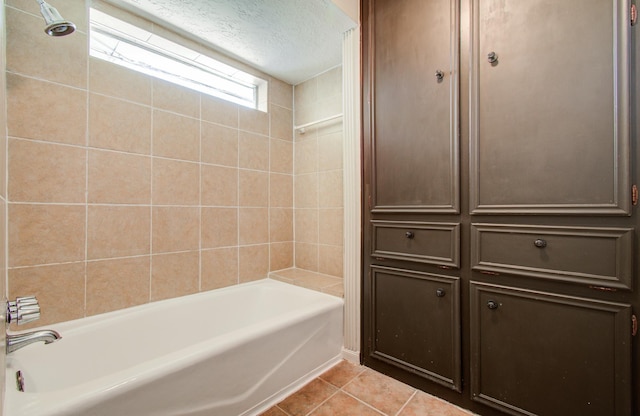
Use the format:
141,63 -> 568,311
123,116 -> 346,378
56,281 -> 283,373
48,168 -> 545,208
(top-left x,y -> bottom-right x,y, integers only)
294,113 -> 343,133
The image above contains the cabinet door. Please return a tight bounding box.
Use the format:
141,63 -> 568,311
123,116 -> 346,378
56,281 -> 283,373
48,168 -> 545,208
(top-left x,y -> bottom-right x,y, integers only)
470,0 -> 631,215
369,266 -> 461,390
470,282 -> 632,416
371,0 -> 459,213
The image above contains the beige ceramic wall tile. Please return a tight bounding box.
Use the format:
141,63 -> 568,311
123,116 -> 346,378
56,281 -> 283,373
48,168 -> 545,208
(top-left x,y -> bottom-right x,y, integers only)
294,173 -> 318,208
0,202 -> 5,281
238,131 -> 269,171
239,244 -> 269,282
9,204 -> 85,267
151,251 -> 199,301
152,110 -> 200,161
201,207 -> 238,248
317,67 -> 342,98
239,208 -> 269,245
6,8 -> 87,88
86,256 -> 150,316
239,170 -> 268,207
294,103 -> 317,129
87,205 -> 151,260
201,95 -> 238,128
295,242 -> 319,272
201,247 -> 238,290
269,77 -> 293,109
270,104 -> 293,141
318,170 -> 343,208
270,208 -> 293,242
89,93 -> 151,154
319,208 -> 344,246
317,95 -> 343,120
270,173 -> 293,208
0,126 -> 5,200
319,244 -> 344,278
7,73 -> 87,145
239,106 -> 269,136
201,121 -> 238,167
9,262 -> 85,327
89,58 -> 152,105
88,150 -> 151,204
318,132 -> 344,171
295,138 -> 318,174
270,139 -> 293,174
294,77 -> 317,106
201,164 -> 238,206
9,139 -> 86,203
153,78 -> 200,118
295,209 -> 318,243
152,207 -> 199,253
316,121 -> 343,137
270,242 -> 293,271
152,158 -> 199,206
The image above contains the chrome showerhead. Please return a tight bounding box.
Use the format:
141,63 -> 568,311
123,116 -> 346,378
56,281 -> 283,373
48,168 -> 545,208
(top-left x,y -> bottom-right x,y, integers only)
37,0 -> 76,36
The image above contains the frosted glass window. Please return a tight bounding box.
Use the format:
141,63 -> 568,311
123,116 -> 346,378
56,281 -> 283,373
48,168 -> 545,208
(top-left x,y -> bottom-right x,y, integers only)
90,8 -> 267,110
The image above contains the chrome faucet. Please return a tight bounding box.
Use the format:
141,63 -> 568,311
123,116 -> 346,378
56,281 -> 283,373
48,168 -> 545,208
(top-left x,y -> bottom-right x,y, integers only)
6,330 -> 61,353
5,296 -> 62,353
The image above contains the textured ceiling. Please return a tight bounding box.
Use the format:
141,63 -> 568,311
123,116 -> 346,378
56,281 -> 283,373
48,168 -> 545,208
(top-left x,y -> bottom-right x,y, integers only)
111,0 -> 357,85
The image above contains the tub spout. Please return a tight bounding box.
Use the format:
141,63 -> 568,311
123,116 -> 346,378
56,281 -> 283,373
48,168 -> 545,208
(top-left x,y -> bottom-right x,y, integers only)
6,330 -> 61,353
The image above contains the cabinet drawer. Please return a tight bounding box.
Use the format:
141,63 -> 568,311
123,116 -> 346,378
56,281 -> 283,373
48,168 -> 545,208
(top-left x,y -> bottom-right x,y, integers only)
372,221 -> 460,268
471,224 -> 633,289
470,282 -> 631,416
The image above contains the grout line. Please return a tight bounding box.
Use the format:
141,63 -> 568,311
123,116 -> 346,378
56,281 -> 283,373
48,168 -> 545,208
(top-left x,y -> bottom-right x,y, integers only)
83,56 -> 90,318
149,79 -> 155,302
394,390 -> 417,416
198,93 -> 202,292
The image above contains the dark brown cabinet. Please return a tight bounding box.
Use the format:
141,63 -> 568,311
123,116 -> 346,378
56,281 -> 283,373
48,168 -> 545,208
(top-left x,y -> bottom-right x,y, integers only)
469,0 -> 631,216
470,282 -> 632,416
371,266 -> 461,390
362,0 -> 638,415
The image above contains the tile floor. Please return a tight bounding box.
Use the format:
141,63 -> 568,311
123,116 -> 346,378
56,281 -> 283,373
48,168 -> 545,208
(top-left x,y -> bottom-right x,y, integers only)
260,360 -> 476,416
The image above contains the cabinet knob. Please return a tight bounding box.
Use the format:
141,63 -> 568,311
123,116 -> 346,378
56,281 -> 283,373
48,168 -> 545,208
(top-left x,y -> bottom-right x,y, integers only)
436,288 -> 446,297
487,300 -> 499,310
435,70 -> 444,82
487,51 -> 498,64
534,239 -> 547,248
405,231 -> 415,239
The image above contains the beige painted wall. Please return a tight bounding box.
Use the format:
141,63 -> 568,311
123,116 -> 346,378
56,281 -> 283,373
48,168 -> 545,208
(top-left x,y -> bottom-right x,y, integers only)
5,0 -> 294,327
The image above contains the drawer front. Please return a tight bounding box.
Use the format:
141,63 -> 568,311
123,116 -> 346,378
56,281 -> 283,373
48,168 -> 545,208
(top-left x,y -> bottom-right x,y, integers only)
372,221 -> 460,268
471,224 -> 633,289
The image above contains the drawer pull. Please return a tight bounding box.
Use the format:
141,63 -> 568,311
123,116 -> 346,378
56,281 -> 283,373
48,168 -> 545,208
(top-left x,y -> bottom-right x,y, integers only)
534,239 -> 547,248
487,300 -> 499,310
436,288 -> 446,297
405,231 -> 415,239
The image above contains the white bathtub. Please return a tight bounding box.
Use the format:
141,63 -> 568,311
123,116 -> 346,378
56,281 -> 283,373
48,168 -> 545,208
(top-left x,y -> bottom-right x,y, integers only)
4,279 -> 344,416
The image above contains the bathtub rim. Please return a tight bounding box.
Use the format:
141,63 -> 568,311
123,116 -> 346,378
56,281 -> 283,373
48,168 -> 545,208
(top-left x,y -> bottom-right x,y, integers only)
5,278 -> 345,416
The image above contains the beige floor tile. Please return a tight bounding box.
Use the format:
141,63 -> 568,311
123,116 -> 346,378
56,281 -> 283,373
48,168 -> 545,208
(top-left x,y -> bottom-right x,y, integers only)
398,391 -> 475,416
277,378 -> 337,416
319,360 -> 365,388
259,406 -> 289,416
343,369 -> 416,415
310,391 -> 383,416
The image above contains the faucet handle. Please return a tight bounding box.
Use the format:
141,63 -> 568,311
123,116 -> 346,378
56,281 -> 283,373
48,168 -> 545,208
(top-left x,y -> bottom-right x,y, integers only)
7,296 -> 41,325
